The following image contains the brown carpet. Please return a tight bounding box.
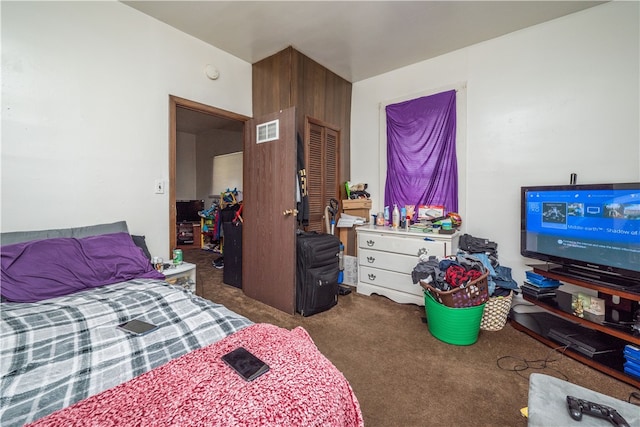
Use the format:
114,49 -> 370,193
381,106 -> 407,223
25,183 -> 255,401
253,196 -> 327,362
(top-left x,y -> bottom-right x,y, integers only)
184,249 -> 638,426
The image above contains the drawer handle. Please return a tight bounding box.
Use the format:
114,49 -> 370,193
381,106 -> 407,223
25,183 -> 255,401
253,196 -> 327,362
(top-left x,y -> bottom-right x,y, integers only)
417,247 -> 428,256
366,256 -> 375,264
367,273 -> 376,281
366,240 -> 375,247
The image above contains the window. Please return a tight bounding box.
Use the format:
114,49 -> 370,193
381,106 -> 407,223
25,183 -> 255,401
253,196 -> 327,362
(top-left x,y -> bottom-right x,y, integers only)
212,152 -> 243,196
384,89 -> 460,216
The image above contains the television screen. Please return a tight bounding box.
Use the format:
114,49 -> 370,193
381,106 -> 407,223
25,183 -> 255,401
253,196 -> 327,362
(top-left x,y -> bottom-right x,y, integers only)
176,200 -> 204,223
521,183 -> 640,289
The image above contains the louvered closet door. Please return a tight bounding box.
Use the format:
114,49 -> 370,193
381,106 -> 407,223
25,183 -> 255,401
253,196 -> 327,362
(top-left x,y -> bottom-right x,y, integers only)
306,121 -> 339,233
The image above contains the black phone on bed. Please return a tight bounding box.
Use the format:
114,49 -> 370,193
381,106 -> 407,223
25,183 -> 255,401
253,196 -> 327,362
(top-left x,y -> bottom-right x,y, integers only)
117,319 -> 158,336
221,347 -> 270,381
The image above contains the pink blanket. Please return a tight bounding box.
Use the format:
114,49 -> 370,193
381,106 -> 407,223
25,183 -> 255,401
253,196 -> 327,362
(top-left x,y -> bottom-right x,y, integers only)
28,324 -> 363,426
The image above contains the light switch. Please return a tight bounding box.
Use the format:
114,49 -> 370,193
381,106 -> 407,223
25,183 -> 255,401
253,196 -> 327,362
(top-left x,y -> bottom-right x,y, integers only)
155,180 -> 165,194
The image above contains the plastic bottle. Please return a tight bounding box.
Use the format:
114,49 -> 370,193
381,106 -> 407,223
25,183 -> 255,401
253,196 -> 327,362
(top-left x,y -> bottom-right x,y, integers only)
384,206 -> 390,226
392,204 -> 400,228
338,243 -> 344,284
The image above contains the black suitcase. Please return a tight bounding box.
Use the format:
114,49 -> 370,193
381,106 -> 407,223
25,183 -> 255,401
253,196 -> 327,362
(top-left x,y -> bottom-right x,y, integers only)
296,231 -> 340,316
222,222 -> 242,289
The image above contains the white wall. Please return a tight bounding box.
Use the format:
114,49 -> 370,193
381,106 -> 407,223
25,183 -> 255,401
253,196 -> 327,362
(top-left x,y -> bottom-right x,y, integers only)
3,1 -> 638,277
1,1 -> 252,257
351,2 -> 640,285
176,132 -> 197,200
195,128 -> 243,205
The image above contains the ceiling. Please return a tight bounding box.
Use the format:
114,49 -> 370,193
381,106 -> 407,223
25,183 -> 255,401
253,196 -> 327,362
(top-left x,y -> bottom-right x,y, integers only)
122,1 -> 605,84
131,1 -> 605,134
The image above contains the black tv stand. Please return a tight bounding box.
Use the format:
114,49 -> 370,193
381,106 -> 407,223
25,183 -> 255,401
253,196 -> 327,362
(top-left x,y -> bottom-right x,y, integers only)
510,266 -> 640,388
537,264 -> 640,295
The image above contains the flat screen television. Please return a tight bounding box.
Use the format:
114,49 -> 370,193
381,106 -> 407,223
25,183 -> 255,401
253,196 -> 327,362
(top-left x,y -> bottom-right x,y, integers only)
176,200 -> 204,223
521,182 -> 640,291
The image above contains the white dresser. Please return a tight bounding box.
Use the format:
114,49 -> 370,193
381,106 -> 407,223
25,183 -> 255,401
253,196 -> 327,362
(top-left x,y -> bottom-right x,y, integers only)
356,225 -> 459,305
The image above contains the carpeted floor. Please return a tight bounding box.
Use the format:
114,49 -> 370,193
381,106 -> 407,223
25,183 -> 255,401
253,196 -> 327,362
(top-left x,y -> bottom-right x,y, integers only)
184,248 -> 638,426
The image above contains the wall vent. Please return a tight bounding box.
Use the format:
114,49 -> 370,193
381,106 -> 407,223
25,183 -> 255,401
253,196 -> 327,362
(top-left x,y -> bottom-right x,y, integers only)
256,119 -> 279,143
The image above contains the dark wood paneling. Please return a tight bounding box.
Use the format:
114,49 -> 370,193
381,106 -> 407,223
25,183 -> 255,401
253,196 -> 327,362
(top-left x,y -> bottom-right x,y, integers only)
250,47 -> 352,312
252,47 -> 293,115
253,47 -> 352,190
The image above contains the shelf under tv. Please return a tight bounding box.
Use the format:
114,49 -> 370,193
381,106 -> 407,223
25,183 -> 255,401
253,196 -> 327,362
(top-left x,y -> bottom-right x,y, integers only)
531,264 -> 640,300
510,266 -> 640,388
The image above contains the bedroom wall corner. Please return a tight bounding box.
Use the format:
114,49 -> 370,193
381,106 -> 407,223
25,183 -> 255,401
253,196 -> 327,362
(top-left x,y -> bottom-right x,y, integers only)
1,1 -> 253,257
350,1 -> 639,286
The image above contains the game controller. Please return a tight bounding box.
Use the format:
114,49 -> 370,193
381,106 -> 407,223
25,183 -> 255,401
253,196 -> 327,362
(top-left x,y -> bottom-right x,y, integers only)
566,395 -> 630,427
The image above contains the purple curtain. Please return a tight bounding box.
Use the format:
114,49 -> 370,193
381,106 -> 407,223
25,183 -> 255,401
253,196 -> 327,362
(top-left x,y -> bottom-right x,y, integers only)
384,90 -> 457,217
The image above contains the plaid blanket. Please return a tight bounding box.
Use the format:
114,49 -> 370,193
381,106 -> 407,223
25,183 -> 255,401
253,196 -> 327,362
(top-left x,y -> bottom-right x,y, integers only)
0,280 -> 252,426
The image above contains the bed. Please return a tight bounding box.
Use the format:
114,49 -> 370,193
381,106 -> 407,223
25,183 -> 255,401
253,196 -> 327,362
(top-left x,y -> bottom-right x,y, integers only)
1,222 -> 363,426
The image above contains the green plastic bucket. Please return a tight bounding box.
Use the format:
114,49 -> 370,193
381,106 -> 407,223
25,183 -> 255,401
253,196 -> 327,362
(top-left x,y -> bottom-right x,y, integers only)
424,291 -> 485,346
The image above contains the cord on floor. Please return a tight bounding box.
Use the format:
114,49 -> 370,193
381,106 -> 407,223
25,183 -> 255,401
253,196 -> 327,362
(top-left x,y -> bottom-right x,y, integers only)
496,344 -> 570,382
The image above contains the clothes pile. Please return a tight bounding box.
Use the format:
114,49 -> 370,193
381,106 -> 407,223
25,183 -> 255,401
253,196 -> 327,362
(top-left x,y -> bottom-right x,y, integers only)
412,253 -> 485,291
199,188 -> 243,255
457,234 -> 519,297
412,233 -> 519,297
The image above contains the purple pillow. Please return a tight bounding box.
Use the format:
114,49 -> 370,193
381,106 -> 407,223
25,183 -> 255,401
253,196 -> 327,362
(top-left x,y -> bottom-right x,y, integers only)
1,232 -> 164,302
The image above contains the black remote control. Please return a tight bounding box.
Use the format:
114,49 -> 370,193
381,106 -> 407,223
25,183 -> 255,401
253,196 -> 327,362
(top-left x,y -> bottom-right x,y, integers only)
566,395 -> 630,427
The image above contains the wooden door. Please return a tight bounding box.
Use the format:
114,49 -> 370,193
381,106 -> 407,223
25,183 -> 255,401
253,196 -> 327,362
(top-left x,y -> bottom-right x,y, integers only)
242,108 -> 297,314
305,119 -> 340,233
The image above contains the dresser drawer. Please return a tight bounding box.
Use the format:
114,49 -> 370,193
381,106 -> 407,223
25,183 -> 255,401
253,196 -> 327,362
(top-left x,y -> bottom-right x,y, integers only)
355,226 -> 458,305
358,248 -> 420,273
359,266 -> 423,297
358,232 -> 448,258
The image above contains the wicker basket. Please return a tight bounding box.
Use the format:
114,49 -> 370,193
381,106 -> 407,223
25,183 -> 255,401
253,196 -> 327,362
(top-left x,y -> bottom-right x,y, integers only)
420,272 -> 489,308
480,291 -> 513,331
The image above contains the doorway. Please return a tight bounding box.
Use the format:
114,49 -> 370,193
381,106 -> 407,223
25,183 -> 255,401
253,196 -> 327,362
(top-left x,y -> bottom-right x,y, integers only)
168,95 -> 249,254
170,98 -> 299,315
